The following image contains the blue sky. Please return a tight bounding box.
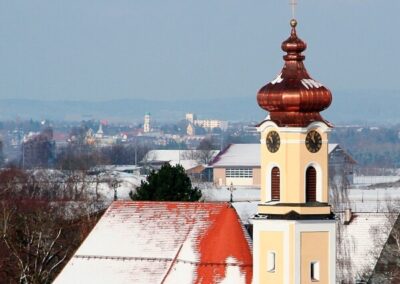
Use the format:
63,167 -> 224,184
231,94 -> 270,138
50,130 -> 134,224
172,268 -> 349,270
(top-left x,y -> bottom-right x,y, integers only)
0,0 -> 397,101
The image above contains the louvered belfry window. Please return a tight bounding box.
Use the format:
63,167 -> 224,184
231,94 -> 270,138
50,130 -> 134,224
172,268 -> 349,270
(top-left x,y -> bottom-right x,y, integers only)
306,166 -> 317,202
271,167 -> 280,201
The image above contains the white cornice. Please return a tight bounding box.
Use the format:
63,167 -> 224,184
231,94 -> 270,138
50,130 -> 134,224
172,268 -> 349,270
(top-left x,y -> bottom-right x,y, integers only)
257,120 -> 331,134
260,139 -> 329,144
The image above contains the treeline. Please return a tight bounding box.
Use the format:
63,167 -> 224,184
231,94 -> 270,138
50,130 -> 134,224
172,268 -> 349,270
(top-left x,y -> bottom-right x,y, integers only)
56,144 -> 150,171
331,126 -> 400,168
13,127 -> 151,170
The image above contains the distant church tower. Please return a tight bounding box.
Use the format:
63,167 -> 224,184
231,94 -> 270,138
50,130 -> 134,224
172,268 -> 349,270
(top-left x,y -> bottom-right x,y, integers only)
253,19 -> 336,284
143,112 -> 151,133
95,123 -> 104,139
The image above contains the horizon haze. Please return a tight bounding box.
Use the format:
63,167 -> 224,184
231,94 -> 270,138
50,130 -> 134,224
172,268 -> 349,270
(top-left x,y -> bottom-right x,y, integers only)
0,0 -> 398,107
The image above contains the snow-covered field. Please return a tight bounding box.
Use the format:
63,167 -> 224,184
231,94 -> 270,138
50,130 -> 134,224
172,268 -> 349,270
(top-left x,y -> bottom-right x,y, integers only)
201,187 -> 260,202
93,172 -> 145,201
345,187 -> 400,212
89,173 -> 400,218
353,175 -> 400,185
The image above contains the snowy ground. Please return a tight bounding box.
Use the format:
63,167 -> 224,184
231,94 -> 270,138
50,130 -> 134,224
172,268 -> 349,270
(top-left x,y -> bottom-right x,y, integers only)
96,174 -> 400,223
345,187 -> 400,212
83,172 -> 145,202
201,187 -> 260,202
95,172 -> 145,200
228,187 -> 400,225
353,175 -> 400,186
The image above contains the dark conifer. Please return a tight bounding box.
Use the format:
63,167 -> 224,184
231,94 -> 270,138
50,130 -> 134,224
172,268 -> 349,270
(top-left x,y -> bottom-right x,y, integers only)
130,164 -> 202,201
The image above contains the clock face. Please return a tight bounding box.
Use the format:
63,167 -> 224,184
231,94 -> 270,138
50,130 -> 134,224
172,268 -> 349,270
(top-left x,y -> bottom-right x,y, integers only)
305,130 -> 322,153
266,131 -> 280,153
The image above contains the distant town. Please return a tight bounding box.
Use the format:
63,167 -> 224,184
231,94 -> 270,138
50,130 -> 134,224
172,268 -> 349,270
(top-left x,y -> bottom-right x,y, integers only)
1,112 -> 400,172
0,112 -> 254,168
1,0 -> 400,282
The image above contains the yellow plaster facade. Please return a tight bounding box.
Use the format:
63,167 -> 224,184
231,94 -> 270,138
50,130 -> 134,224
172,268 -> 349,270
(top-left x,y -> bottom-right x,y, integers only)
259,231 -> 284,283
253,219 -> 335,284
300,232 -> 330,283
258,121 -> 330,207
257,204 -> 330,215
253,121 -> 336,284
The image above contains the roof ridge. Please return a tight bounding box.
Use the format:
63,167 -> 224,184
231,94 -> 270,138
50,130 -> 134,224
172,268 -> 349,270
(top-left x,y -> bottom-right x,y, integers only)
111,200 -> 231,206
73,254 -> 252,267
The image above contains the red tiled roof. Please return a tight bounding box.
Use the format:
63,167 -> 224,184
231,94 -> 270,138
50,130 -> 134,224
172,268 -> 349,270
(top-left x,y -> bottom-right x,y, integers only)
55,201 -> 253,284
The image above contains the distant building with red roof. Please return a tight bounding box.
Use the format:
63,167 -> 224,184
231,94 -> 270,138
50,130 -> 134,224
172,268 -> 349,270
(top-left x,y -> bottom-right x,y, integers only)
54,201 -> 253,284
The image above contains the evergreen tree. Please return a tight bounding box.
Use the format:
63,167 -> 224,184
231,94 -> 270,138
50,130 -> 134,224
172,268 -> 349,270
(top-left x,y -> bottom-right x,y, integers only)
130,164 -> 202,201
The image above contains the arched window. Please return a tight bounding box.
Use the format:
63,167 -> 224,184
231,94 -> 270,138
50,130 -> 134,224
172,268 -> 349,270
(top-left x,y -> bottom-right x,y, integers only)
271,167 -> 280,201
306,166 -> 317,202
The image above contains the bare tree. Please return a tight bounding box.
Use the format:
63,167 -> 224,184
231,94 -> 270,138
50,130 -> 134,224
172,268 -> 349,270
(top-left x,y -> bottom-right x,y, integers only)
1,202 -> 68,283
349,196 -> 400,283
330,166 -> 353,283
329,166 -> 351,212
366,198 -> 400,283
0,167 -> 105,283
21,128 -> 55,169
196,138 -> 217,165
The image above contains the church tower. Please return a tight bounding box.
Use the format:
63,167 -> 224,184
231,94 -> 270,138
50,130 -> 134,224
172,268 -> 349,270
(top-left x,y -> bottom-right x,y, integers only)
252,19 -> 336,284
144,112 -> 151,133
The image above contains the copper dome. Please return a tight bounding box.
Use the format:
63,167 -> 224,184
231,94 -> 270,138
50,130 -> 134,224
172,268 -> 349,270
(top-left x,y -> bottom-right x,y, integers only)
257,20 -> 332,127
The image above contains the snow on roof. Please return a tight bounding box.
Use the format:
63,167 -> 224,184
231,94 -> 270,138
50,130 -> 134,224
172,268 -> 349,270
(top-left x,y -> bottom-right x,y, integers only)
144,150 -> 219,170
97,165 -> 141,172
210,144 -> 260,167
232,202 -> 258,225
55,201 -> 252,284
329,143 -> 357,164
172,159 -> 199,171
211,143 -> 352,167
145,150 -> 186,162
328,143 -> 338,154
145,150 -> 219,162
338,212 -> 395,279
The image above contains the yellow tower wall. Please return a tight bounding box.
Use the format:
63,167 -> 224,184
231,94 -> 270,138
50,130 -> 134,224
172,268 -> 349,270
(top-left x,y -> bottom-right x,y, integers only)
259,231 -> 284,283
300,232 -> 329,283
258,121 -> 330,205
253,219 -> 336,284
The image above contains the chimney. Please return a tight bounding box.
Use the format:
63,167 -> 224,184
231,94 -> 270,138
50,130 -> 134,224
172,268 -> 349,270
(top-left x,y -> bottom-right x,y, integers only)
344,208 -> 352,225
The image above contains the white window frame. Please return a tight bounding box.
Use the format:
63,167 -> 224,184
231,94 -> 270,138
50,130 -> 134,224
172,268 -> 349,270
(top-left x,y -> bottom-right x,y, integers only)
225,168 -> 253,178
311,261 -> 320,281
267,251 -> 276,273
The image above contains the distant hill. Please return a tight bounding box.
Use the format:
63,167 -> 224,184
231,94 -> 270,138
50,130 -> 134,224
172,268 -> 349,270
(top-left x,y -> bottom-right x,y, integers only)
325,90 -> 400,125
0,97 -> 265,122
0,90 -> 398,124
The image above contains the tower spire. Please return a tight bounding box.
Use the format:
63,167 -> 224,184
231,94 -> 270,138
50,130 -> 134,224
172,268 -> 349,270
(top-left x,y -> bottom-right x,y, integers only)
256,20 -> 332,127
253,16 -> 336,284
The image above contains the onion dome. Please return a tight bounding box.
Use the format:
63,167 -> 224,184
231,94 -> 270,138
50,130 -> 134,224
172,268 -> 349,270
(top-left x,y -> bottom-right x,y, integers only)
257,19 -> 332,127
